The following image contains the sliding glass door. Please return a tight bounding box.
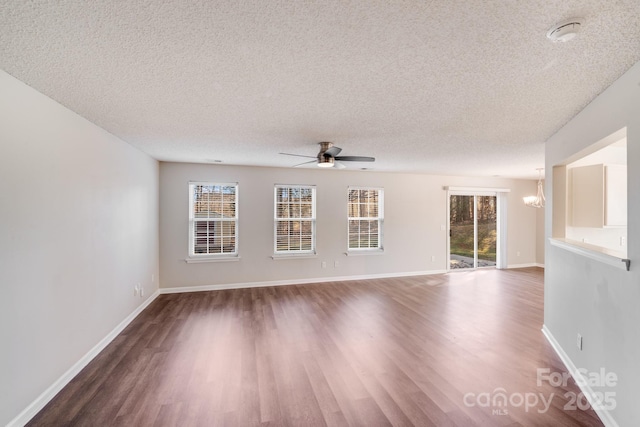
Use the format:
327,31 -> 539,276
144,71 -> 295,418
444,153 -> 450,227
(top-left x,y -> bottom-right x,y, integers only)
449,194 -> 497,270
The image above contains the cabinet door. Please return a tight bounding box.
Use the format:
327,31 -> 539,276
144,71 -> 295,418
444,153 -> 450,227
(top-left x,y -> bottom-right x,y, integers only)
605,165 -> 627,226
571,165 -> 604,227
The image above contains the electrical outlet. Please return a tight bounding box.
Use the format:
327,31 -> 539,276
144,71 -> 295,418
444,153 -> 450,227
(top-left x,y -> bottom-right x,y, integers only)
517,251 -> 521,257
620,236 -> 626,246
151,274 -> 155,283
334,261 -> 339,268
431,256 -> 436,262
133,286 -> 138,296
321,261 -> 327,268
577,333 -> 583,351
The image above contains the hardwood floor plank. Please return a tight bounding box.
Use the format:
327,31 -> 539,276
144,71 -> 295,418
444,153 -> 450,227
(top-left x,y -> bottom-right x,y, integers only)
27,268 -> 604,426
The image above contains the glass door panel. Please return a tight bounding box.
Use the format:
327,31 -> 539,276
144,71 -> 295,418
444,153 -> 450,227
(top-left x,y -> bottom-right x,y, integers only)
449,195 -> 475,269
476,196 -> 497,268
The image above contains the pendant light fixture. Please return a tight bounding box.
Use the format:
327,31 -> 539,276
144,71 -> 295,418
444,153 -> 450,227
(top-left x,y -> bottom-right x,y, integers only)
523,168 -> 545,208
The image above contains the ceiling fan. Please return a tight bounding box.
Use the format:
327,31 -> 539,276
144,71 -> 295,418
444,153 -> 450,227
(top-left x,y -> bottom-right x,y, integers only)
280,142 -> 375,169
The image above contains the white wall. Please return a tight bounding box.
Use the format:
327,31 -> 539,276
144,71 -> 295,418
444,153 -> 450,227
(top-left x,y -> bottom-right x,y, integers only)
160,162 -> 539,289
0,71 -> 159,426
545,61 -> 640,426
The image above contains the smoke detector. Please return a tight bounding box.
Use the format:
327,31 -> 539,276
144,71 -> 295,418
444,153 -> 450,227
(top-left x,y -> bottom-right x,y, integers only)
547,18 -> 584,42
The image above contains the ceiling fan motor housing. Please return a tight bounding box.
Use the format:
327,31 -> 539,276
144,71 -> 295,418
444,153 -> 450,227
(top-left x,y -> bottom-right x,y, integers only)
317,154 -> 335,167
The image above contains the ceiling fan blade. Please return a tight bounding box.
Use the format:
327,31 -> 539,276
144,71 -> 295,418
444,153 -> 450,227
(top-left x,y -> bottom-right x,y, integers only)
333,161 -> 346,169
324,146 -> 342,157
280,152 -> 317,159
334,156 -> 375,162
293,160 -> 317,167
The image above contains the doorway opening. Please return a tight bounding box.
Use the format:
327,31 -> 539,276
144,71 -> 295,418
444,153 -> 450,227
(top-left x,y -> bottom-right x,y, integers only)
449,194 -> 498,270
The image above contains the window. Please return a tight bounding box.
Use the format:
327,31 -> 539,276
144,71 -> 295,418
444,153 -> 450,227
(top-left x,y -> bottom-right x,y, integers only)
274,185 -> 316,254
188,183 -> 238,257
348,187 -> 384,251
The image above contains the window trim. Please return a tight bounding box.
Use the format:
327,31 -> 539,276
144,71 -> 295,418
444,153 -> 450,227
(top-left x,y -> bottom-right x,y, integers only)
187,181 -> 239,261
347,186 -> 384,253
273,184 -> 317,255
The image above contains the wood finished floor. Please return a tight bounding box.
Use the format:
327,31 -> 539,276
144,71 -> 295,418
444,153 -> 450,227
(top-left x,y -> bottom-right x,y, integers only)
29,268 -> 604,426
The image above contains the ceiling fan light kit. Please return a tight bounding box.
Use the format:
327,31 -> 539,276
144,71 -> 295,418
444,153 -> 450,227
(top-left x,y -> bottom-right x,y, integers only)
317,156 -> 334,167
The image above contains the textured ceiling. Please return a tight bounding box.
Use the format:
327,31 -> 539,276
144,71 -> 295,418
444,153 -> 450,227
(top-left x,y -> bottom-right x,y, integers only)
1,1 -> 639,178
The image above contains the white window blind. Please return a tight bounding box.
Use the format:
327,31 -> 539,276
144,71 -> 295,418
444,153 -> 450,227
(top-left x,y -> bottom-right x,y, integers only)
274,185 -> 316,254
348,187 -> 384,250
189,183 -> 238,257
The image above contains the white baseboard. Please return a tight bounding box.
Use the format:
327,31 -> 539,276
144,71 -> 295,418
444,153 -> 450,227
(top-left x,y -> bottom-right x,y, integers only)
8,290 -> 160,427
507,263 -> 543,269
541,325 -> 618,427
160,269 -> 448,294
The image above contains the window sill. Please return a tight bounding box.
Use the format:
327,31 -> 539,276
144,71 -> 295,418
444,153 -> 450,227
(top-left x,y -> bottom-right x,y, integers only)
549,238 -> 629,271
271,253 -> 317,260
185,256 -> 241,264
345,249 -> 385,256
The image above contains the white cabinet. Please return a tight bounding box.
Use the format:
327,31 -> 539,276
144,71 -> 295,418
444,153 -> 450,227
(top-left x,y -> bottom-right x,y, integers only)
571,164 -> 627,228
571,165 -> 603,227
605,165 -> 627,226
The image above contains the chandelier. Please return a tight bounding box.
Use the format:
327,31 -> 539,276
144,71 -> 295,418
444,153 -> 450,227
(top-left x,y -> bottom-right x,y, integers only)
523,168 -> 545,208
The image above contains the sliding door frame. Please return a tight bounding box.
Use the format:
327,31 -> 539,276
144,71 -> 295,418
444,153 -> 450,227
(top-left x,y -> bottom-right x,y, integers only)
445,186 -> 510,271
